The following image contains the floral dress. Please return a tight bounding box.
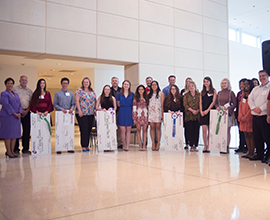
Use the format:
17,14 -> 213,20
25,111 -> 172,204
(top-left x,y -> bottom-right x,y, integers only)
75,88 -> 96,115
133,99 -> 148,125
148,91 -> 162,123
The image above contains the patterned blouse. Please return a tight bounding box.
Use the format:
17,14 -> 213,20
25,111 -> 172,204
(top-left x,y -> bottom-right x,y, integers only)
183,91 -> 200,122
75,88 -> 96,115
132,99 -> 148,125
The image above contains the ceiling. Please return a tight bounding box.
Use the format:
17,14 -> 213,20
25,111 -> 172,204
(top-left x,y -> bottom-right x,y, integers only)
228,0 -> 270,41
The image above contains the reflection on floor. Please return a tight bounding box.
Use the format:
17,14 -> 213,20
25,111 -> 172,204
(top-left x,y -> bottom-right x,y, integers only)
0,129 -> 270,220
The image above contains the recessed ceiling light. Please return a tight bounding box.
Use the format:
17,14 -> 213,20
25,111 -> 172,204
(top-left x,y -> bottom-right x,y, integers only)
48,78 -> 51,80
242,21 -> 244,23
43,72 -> 47,74
56,63 -> 62,65
249,24 -> 252,26
70,73 -> 74,75
253,5 -> 255,8
39,73 -> 41,75
234,18 -> 236,20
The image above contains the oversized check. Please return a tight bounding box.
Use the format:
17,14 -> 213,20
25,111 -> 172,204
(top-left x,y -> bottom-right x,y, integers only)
163,112 -> 184,151
209,109 -> 228,153
31,113 -> 51,155
55,111 -> 74,152
96,108 -> 117,151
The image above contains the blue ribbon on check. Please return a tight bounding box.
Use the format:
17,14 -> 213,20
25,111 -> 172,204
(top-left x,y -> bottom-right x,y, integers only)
171,113 -> 178,137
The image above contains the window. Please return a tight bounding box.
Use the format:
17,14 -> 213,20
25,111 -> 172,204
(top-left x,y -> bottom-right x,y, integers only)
241,33 -> 257,47
229,28 -> 237,41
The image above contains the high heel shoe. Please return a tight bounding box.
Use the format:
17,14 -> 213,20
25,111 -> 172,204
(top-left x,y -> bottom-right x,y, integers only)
5,152 -> 18,158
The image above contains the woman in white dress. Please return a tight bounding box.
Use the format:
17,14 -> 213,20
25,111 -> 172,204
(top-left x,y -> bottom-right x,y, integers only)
148,81 -> 165,151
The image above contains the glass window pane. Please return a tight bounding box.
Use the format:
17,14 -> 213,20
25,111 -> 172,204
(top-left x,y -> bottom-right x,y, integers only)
229,28 -> 236,41
242,33 -> 257,47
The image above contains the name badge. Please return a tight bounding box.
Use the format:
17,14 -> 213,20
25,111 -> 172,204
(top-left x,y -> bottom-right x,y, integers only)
262,91 -> 267,95
65,92 -> 70,96
224,102 -> 230,108
207,93 -> 213,97
39,95 -> 44,99
242,98 -> 246,103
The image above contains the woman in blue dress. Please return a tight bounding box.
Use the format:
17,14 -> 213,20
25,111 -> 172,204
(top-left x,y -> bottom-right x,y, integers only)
0,78 -> 22,158
116,80 -> 134,151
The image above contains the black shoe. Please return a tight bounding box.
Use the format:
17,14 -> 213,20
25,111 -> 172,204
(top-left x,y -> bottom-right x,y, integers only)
5,152 -> 18,158
261,155 -> 270,164
68,150 -> 74,153
57,151 -> 62,154
220,151 -> 229,154
242,148 -> 248,154
184,146 -> 189,150
249,155 -> 262,161
22,150 -> 31,155
234,149 -> 243,153
118,144 -> 123,149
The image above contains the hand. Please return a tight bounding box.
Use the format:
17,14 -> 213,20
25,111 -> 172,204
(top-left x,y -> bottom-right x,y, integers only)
216,107 -> 220,111
267,116 -> 270,124
68,109 -> 73,114
203,110 -> 208,115
37,111 -> 42,116
200,111 -> 204,117
253,107 -> 262,114
224,108 -> 228,111
103,108 -> 107,112
62,109 -> 67,114
44,111 -> 48,116
194,110 -> 199,115
168,110 -> 174,114
22,109 -> 27,118
78,110 -> 83,117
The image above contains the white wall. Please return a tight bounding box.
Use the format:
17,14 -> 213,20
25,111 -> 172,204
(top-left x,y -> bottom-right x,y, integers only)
229,41 -> 262,92
94,67 -> 124,97
0,65 -> 37,92
0,0 -> 229,89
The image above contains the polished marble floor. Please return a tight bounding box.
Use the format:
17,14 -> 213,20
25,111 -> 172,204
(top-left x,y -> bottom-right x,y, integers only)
1,132 -> 270,220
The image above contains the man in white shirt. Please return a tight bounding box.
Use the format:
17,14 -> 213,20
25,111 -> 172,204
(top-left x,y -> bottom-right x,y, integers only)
13,75 -> 33,154
248,70 -> 270,163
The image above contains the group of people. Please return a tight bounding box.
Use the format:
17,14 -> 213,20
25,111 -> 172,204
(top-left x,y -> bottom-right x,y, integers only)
1,70 -> 270,165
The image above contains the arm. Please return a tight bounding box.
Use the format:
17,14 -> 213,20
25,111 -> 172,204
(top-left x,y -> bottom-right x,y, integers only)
69,93 -> 75,113
248,89 -> 256,110
228,91 -> 237,116
132,100 -> 137,123
215,91 -> 220,111
112,96 -> 117,111
53,92 -> 63,111
238,99 -> 243,122
161,92 -> 165,119
95,97 -> 104,111
0,92 -> 16,115
206,90 -> 217,113
267,100 -> 270,123
199,92 -> 204,116
75,93 -> 83,117
44,92 -> 54,116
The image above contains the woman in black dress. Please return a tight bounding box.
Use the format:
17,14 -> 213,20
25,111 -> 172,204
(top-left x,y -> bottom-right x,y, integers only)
164,85 -> 184,113
96,85 -> 117,111
200,77 -> 216,153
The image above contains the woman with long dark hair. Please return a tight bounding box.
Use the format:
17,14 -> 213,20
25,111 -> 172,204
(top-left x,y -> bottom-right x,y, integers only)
133,85 -> 149,151
164,85 -> 183,113
116,80 -> 134,151
30,78 -> 53,116
148,81 -> 165,151
238,79 -> 255,158
200,77 -> 216,153
96,85 -> 117,111
75,77 -> 96,152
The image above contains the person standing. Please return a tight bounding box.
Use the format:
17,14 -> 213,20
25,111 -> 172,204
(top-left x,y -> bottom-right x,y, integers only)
30,79 -> 54,116
162,75 -> 176,98
53,77 -> 75,154
111,76 -> 123,149
96,85 -> 117,111
248,70 -> 270,163
200,77 -> 216,153
235,78 -> 248,153
75,77 -> 96,152
148,81 -> 165,151
238,80 -> 255,158
145,76 -> 153,94
183,81 -> 200,152
163,85 -> 183,113
133,85 -> 149,151
116,80 -> 134,151
180,77 -> 192,150
215,78 -> 237,153
0,78 -> 22,158
13,75 -> 33,155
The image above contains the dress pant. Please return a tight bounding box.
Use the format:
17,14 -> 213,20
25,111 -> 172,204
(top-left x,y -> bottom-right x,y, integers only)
14,111 -> 31,152
185,120 -> 200,147
76,114 -> 94,148
252,115 -> 270,159
116,111 -> 123,146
